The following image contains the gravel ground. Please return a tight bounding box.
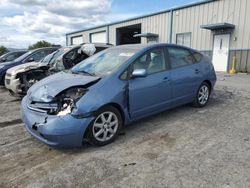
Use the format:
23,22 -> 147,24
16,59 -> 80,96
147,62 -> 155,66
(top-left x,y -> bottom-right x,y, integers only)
0,73 -> 250,188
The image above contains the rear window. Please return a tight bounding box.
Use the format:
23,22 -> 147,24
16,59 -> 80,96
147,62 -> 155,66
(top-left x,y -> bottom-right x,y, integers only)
168,47 -> 197,69
191,51 -> 203,62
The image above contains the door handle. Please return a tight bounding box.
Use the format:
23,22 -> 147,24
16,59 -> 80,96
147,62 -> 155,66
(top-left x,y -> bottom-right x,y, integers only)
162,77 -> 170,82
195,69 -> 200,74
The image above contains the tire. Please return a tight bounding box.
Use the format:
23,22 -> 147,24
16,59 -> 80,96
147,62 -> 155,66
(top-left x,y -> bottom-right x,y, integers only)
86,105 -> 122,146
193,82 -> 211,108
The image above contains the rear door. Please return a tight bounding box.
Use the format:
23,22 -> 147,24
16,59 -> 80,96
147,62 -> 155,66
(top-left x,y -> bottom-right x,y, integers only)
128,47 -> 172,119
167,47 -> 203,105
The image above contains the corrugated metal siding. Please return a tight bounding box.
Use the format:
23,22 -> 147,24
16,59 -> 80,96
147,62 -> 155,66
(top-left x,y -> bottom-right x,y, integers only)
172,0 -> 250,50
229,50 -> 250,72
67,27 -> 107,45
108,12 -> 170,45
66,0 -> 250,72
67,0 -> 250,50
67,13 -> 170,45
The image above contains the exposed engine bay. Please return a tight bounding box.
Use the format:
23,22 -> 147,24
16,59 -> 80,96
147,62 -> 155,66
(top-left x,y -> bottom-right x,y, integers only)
17,67 -> 50,94
27,76 -> 100,116
28,87 -> 87,115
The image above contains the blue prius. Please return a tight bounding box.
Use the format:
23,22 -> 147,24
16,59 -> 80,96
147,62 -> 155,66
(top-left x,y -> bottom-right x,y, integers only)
21,44 -> 216,147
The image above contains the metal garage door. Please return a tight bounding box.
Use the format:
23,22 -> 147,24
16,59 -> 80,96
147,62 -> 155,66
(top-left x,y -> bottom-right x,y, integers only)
71,36 -> 83,45
90,31 -> 107,43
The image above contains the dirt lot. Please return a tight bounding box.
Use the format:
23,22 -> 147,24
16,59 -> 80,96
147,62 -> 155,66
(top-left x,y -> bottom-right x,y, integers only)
0,73 -> 250,188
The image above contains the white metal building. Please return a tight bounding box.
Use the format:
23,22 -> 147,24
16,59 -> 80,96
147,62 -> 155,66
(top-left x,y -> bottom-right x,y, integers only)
66,0 -> 250,72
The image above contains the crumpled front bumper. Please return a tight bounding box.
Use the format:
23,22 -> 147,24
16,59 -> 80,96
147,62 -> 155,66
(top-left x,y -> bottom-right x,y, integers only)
21,96 -> 94,147
5,73 -> 22,94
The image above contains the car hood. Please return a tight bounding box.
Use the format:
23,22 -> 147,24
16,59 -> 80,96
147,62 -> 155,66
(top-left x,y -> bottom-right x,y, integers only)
0,61 -> 15,67
28,71 -> 100,102
6,61 -> 40,75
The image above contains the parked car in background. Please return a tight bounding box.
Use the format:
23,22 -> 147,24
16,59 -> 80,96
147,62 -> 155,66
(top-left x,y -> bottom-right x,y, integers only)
5,43 -> 112,96
0,50 -> 28,63
21,44 -> 216,147
0,47 -> 59,86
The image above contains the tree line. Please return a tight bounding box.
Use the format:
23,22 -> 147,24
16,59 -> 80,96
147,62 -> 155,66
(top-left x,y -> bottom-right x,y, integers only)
0,40 -> 58,56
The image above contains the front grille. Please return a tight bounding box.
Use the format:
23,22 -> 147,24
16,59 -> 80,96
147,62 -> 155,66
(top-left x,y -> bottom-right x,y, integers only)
5,79 -> 10,85
27,99 -> 59,114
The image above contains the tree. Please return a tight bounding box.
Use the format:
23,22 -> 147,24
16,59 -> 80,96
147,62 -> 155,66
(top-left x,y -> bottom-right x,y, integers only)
28,40 -> 52,50
0,46 -> 9,56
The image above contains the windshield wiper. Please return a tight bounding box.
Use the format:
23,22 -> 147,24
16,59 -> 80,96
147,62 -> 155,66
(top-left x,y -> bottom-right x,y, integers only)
72,70 -> 95,76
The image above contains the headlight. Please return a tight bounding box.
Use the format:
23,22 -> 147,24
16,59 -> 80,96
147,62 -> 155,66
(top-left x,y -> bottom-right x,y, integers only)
57,98 -> 76,116
56,87 -> 87,116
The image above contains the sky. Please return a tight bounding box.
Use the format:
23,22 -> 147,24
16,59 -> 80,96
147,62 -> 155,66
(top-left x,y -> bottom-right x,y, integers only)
0,0 -> 202,49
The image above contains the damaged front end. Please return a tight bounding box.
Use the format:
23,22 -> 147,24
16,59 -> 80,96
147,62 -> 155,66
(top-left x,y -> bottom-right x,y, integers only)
22,79 -> 100,147
28,86 -> 87,116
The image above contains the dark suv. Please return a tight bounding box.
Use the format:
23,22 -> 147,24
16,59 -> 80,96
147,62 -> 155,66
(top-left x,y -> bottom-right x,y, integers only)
0,50 -> 28,63
0,47 -> 59,85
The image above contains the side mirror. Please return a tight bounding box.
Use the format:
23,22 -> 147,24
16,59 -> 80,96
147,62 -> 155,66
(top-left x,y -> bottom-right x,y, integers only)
131,69 -> 147,78
27,57 -> 34,62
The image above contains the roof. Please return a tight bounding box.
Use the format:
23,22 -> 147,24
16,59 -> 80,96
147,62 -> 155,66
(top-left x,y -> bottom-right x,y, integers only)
111,44 -> 150,50
107,43 -> 197,51
66,0 -> 215,36
201,22 -> 235,30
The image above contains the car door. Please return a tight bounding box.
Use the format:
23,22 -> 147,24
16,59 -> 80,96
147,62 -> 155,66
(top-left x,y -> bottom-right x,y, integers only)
128,47 -> 172,119
167,47 -> 203,105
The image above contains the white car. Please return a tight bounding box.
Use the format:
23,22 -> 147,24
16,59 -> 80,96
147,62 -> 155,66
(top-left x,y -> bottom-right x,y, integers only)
5,44 -> 112,97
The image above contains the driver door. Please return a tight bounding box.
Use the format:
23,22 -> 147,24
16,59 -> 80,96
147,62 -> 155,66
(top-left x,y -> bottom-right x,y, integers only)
128,47 -> 172,119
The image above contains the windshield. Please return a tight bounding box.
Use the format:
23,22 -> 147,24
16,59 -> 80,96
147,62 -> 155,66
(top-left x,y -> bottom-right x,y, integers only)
14,50 -> 34,62
0,53 -> 8,59
71,48 -> 136,76
49,47 -> 72,66
40,52 -> 54,64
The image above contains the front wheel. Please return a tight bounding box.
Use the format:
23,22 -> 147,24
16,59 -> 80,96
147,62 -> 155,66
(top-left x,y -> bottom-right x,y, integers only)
86,106 -> 122,146
193,82 -> 211,108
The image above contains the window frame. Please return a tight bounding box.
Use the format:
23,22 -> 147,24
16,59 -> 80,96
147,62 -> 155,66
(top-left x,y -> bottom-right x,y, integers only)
176,32 -> 192,47
120,47 -> 170,80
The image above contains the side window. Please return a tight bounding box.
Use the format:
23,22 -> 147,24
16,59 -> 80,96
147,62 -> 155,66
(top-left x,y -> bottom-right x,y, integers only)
6,53 -> 16,61
168,47 -> 196,69
64,48 -> 79,60
191,51 -> 202,63
132,48 -> 166,75
44,49 -> 54,56
120,70 -> 128,80
15,52 -> 23,58
29,50 -> 47,62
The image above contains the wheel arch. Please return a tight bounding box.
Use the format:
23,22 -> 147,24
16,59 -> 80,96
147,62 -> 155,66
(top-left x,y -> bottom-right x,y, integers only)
98,103 -> 125,124
202,80 -> 212,91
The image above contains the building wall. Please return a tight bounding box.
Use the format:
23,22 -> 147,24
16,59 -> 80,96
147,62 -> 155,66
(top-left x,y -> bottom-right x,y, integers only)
172,0 -> 250,51
171,0 -> 250,72
108,12 -> 170,44
66,26 -> 108,45
66,0 -> 250,72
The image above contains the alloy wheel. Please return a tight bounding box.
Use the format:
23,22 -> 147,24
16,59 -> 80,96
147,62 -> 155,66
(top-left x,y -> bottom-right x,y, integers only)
198,85 -> 209,105
92,111 -> 119,142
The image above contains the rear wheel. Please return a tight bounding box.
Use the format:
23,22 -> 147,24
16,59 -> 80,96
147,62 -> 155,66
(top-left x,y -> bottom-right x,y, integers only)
193,82 -> 210,107
86,106 -> 122,146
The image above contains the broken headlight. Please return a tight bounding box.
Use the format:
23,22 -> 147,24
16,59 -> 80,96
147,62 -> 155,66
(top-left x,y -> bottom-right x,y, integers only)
50,88 -> 87,116
56,87 -> 87,116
